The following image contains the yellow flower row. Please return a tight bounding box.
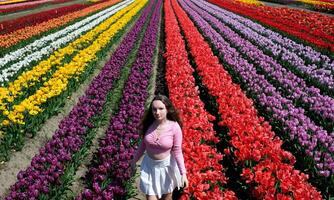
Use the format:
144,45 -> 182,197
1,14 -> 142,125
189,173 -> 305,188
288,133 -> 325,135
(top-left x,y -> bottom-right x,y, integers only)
0,1 -> 139,116
0,0 -> 27,5
297,0 -> 334,6
2,0 -> 147,126
236,0 -> 264,6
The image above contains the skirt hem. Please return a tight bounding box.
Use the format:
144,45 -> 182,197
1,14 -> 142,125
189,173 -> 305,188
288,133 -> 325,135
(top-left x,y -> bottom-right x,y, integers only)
139,153 -> 182,198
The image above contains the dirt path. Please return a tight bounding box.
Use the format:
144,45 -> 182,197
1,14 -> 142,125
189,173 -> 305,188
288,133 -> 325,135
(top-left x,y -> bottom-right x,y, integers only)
0,0 -> 88,22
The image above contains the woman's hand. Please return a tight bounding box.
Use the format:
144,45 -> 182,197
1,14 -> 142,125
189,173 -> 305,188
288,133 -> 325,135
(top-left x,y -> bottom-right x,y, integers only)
181,174 -> 189,188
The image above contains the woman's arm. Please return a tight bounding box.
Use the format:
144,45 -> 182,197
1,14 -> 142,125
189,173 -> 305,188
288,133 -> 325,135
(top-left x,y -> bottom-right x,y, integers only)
172,122 -> 187,175
132,139 -> 146,163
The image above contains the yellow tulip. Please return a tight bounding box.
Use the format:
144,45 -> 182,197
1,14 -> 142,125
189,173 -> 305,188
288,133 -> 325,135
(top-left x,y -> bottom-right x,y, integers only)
6,96 -> 14,103
3,110 -> 9,116
29,110 -> 38,115
1,0 -> 147,126
297,0 -> 333,6
14,105 -> 25,113
1,2 -> 139,110
237,0 -> 263,5
2,120 -> 9,126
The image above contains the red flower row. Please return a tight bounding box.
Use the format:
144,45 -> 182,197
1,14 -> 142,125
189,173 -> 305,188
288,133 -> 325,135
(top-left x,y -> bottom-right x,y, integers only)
164,0 -> 237,199
171,0 -> 323,199
208,0 -> 334,52
0,3 -> 88,35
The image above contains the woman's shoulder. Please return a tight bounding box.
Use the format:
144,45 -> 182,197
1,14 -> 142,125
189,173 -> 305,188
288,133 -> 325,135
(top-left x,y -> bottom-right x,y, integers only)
167,120 -> 177,126
169,120 -> 181,131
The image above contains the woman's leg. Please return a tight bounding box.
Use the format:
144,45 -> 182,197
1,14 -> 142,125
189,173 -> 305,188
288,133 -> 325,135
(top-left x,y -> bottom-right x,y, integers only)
146,195 -> 159,200
161,193 -> 173,200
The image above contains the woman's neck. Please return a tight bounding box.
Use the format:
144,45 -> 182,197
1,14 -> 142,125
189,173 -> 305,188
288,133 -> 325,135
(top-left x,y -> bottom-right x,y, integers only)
156,118 -> 168,125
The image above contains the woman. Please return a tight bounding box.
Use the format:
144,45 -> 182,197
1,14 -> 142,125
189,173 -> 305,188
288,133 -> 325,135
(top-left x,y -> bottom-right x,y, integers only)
130,94 -> 189,200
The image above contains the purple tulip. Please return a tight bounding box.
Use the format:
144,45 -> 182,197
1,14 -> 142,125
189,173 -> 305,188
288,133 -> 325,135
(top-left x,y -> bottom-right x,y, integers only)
78,0 -> 162,198
83,189 -> 92,199
194,0 -> 334,89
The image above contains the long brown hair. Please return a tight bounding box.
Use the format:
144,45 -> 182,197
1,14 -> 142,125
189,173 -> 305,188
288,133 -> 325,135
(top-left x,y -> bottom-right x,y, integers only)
139,94 -> 182,137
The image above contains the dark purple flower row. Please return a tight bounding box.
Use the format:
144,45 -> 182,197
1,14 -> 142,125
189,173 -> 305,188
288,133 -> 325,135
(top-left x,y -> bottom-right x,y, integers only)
4,2 -> 153,199
77,0 -> 162,199
195,0 -> 334,90
185,1 -> 334,136
178,0 -> 334,177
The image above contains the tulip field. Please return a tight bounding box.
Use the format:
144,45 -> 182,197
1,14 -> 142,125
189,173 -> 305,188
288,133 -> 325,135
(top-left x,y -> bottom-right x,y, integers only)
0,0 -> 333,199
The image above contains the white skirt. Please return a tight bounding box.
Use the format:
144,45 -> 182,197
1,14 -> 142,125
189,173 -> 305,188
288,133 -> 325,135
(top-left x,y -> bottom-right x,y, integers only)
139,153 -> 183,198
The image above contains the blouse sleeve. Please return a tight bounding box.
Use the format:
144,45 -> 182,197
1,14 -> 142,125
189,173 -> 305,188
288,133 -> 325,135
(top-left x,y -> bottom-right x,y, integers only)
133,139 -> 146,163
172,122 -> 187,175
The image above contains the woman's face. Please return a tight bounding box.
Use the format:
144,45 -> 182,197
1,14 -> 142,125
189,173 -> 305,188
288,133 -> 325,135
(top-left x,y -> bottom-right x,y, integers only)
152,100 -> 168,122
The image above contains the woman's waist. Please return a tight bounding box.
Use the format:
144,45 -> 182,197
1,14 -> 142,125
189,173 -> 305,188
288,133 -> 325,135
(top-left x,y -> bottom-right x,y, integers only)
145,147 -> 172,158
144,151 -> 176,167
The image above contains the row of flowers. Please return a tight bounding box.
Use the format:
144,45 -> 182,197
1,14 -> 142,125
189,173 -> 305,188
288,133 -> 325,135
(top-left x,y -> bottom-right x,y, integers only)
0,0 -> 72,15
183,0 -> 334,178
0,0 -> 128,84
198,0 -> 334,93
298,0 -> 334,6
165,0 -> 237,199
0,0 -> 123,48
0,0 -> 52,9
259,0 -> 334,13
4,1 -> 151,198
237,0 -> 263,5
184,0 -> 334,179
176,0 -> 323,198
78,1 -> 160,198
187,0 -> 334,143
0,0 -> 137,125
296,0 -> 334,13
208,0 -> 334,52
207,2 -> 331,69
0,0 -> 131,86
0,0 -> 28,5
0,2 -> 88,34
0,0 -> 145,161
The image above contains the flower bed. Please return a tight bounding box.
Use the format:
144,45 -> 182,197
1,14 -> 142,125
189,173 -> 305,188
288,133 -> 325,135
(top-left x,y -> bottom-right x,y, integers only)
176,0 -> 323,198
164,0 -> 237,199
0,0 -> 145,161
0,3 -> 88,34
180,0 -> 334,179
188,0 -> 334,141
77,1 -> 161,199
0,0 -> 128,85
4,1 -> 151,199
208,0 -> 334,52
0,0 -> 124,48
194,0 -> 334,95
0,0 -> 73,15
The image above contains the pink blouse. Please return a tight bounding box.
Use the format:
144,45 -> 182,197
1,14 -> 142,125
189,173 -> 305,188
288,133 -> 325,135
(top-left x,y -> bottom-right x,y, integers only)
133,120 -> 187,175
